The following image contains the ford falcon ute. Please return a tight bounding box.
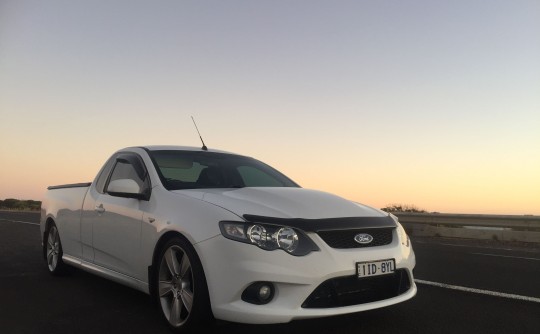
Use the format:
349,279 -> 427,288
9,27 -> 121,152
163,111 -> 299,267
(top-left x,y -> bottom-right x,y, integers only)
41,145 -> 416,332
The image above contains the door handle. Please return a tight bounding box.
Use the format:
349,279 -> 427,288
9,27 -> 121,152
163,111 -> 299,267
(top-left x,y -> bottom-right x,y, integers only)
95,204 -> 105,214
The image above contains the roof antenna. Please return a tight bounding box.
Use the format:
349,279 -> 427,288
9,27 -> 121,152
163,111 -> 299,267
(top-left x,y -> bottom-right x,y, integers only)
191,116 -> 208,151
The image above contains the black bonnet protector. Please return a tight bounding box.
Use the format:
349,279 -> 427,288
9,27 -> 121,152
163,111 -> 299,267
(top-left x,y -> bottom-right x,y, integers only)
243,214 -> 397,232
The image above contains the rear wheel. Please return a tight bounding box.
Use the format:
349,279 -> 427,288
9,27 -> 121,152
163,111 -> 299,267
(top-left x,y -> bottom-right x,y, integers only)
44,223 -> 67,275
156,237 -> 213,332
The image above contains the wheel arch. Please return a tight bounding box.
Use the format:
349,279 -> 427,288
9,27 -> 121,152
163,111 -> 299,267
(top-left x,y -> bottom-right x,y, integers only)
148,231 -> 209,301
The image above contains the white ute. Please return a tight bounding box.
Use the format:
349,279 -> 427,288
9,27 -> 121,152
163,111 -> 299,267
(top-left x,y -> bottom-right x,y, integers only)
41,145 -> 416,332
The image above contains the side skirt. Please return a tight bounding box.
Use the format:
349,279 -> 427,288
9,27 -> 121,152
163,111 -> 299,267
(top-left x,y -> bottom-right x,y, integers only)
62,254 -> 150,294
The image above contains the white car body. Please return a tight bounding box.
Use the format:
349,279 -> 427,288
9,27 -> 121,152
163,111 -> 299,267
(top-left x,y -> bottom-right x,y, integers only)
41,145 -> 416,326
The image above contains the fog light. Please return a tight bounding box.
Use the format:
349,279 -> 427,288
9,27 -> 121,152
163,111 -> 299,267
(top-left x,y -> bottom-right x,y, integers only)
258,285 -> 272,301
241,282 -> 275,305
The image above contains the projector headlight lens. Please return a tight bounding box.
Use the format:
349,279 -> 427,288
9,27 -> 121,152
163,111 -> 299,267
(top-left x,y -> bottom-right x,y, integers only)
248,224 -> 267,247
276,227 -> 299,253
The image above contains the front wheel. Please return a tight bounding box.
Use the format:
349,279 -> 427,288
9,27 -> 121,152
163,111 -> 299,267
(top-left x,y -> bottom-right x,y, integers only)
156,237 -> 213,332
44,223 -> 67,275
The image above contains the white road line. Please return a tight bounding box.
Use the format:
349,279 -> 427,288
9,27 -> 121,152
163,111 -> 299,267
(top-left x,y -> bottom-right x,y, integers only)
414,240 -> 521,252
0,218 -> 39,226
415,279 -> 540,303
438,242 -> 517,251
471,252 -> 540,261
438,243 -> 514,251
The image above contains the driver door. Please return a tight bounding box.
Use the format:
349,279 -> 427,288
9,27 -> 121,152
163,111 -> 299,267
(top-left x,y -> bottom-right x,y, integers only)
90,153 -> 151,279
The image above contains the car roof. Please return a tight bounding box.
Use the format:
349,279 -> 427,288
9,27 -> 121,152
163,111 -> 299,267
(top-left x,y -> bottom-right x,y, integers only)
125,145 -> 238,155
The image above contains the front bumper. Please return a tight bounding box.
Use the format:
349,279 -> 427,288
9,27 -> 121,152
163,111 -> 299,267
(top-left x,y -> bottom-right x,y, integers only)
195,229 -> 416,324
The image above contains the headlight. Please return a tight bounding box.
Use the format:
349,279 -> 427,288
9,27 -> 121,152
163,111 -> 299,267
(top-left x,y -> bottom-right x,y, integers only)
247,225 -> 268,248
219,221 -> 318,256
397,222 -> 410,247
276,227 -> 299,252
388,213 -> 410,247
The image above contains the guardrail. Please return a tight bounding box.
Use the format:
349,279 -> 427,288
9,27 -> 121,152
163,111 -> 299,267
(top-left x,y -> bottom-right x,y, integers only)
394,212 -> 540,243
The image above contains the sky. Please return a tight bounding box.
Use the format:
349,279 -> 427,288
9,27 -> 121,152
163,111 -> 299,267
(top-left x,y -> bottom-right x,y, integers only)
0,0 -> 539,215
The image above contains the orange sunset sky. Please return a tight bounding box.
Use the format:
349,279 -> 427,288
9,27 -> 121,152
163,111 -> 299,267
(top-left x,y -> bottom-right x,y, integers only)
1,1 -> 539,215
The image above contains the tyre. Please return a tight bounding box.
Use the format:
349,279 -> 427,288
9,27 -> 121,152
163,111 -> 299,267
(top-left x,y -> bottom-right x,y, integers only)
155,237 -> 213,332
44,222 -> 67,275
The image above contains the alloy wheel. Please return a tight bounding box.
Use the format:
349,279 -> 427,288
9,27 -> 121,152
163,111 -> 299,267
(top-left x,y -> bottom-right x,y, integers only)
158,245 -> 194,327
46,226 -> 60,271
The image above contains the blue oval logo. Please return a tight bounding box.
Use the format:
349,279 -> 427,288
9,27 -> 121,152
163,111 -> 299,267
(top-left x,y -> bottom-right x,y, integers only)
354,233 -> 373,244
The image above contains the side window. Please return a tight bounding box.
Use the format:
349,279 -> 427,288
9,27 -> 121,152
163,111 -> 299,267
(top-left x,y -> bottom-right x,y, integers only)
237,166 -> 284,187
95,156 -> 117,194
105,154 -> 150,194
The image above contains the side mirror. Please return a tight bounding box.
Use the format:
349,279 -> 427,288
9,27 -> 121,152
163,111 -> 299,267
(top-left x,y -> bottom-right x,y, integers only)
107,179 -> 149,200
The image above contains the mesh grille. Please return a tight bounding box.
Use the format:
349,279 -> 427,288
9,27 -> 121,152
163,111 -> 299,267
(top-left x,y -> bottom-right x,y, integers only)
317,228 -> 394,249
302,269 -> 411,308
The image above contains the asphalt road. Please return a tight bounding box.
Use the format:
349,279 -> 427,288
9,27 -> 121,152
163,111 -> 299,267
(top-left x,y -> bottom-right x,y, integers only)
1,211 -> 539,334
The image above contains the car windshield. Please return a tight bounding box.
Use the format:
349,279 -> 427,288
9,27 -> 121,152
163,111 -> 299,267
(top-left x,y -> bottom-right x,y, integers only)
148,150 -> 299,190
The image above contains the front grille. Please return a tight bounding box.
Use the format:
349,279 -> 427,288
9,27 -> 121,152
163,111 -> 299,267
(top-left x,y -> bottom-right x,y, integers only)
317,228 -> 394,249
302,269 -> 411,308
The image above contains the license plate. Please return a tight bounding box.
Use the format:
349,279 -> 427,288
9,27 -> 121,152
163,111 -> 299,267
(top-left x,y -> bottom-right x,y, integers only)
356,259 -> 395,278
